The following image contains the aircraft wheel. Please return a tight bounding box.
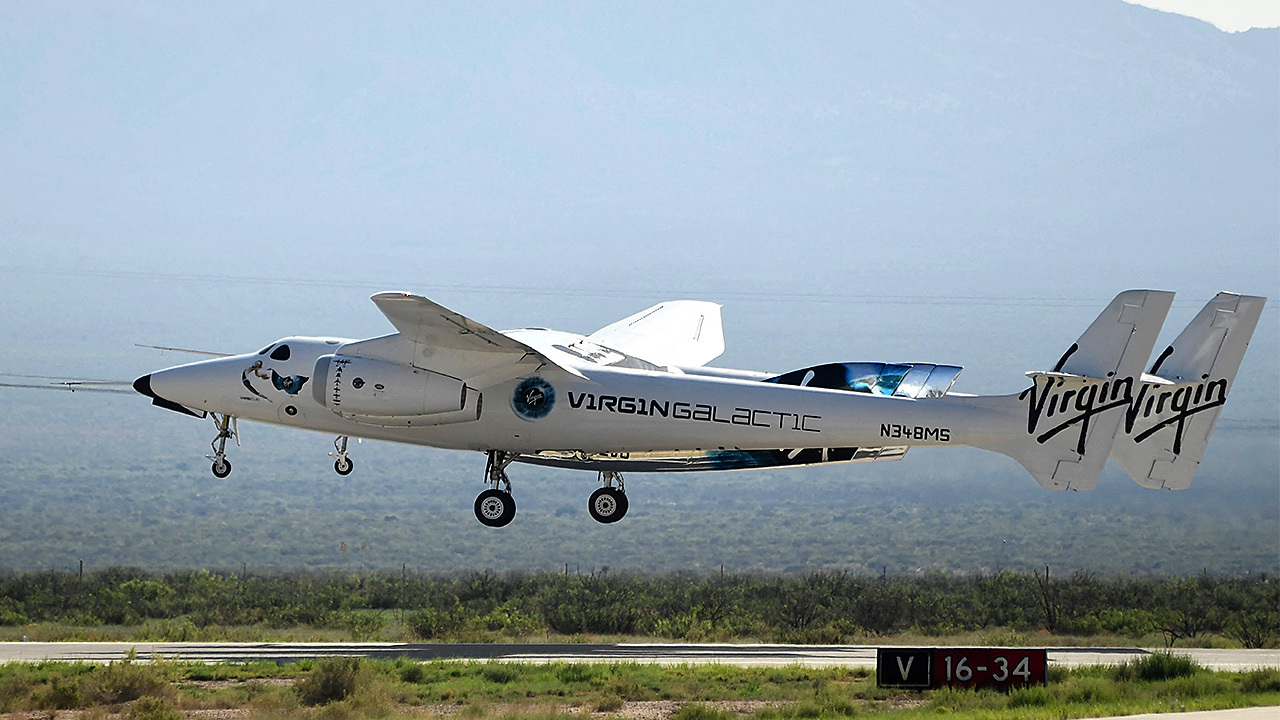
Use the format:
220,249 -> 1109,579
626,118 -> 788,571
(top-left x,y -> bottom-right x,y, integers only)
211,458 -> 232,478
588,487 -> 628,524
474,489 -> 516,527
334,457 -> 354,476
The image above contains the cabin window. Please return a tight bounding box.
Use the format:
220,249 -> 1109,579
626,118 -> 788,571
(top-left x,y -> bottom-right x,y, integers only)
270,344 -> 291,361
257,344 -> 275,355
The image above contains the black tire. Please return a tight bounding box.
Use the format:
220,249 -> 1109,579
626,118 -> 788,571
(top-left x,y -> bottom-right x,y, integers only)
211,459 -> 232,478
588,487 -> 628,524
334,457 -> 354,476
474,489 -> 516,527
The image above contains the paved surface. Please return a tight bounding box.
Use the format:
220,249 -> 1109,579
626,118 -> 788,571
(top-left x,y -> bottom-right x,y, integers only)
1083,709 -> 1278,720
0,642 -> 1276,671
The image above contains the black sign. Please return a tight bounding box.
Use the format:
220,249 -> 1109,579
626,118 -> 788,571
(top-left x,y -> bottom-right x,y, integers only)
877,648 -> 1048,690
877,648 -> 933,689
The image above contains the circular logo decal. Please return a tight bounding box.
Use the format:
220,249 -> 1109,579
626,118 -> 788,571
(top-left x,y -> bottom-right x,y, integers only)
512,377 -> 555,420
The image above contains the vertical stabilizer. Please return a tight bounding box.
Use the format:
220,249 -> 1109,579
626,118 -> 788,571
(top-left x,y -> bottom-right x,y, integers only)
1110,293 -> 1266,490
971,290 -> 1175,491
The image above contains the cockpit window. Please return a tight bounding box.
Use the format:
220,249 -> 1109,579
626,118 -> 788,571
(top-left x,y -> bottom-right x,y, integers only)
258,344 -> 275,355
270,344 -> 291,361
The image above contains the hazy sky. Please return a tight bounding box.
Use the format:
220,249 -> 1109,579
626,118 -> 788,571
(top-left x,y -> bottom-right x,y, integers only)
1,0 -> 1276,404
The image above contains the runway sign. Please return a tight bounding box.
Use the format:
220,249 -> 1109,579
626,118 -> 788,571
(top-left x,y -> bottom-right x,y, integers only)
877,648 -> 1048,689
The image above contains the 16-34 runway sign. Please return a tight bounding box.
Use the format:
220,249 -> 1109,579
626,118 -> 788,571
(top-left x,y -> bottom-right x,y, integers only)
877,648 -> 1047,690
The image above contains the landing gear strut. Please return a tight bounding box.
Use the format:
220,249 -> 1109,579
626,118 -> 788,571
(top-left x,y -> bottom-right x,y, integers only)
329,435 -> 354,476
474,450 -> 516,527
588,470 -> 628,523
205,413 -> 238,478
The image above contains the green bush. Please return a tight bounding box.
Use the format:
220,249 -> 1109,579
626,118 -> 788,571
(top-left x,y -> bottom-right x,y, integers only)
125,695 -> 182,720
480,663 -> 518,684
555,664 -> 597,684
1241,668 -> 1280,693
1063,676 -> 1121,704
295,656 -> 366,706
31,674 -> 82,710
398,662 -> 426,684
1112,652 -> 1201,682
80,657 -> 172,704
1006,685 -> 1051,707
334,611 -> 386,640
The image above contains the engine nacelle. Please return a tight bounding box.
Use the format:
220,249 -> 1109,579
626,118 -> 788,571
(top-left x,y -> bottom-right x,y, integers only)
313,354 -> 467,418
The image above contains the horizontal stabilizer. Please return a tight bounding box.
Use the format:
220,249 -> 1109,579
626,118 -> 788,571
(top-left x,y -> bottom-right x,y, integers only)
1110,292 -> 1266,490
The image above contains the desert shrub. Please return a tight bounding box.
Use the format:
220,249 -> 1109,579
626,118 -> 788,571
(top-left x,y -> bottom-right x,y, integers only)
295,656 -> 366,706
31,674 -> 82,710
125,695 -> 182,720
407,606 -> 468,639
1241,668 -> 1280,693
554,664 -> 596,684
604,677 -> 650,701
80,657 -> 172,704
334,611 -> 386,640
671,704 -> 733,720
1006,685 -> 1051,707
480,663 -> 518,684
1112,652 -> 1201,682
398,662 -> 425,684
1062,677 -> 1120,704
595,693 -> 624,711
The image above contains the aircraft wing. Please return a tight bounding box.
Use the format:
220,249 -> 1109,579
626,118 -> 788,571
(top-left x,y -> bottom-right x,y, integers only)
588,300 -> 725,368
365,292 -> 583,382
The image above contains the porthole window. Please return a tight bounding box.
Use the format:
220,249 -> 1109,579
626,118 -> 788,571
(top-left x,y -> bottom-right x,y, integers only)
270,344 -> 291,361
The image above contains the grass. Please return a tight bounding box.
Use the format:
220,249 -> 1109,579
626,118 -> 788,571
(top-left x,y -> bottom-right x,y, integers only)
0,620 -> 1266,650
0,656 -> 1274,719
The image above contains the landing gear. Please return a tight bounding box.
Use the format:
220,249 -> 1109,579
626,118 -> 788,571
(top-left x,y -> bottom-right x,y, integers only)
474,451 -> 516,527
205,413 -> 238,478
588,471 -> 628,523
330,436 -> 354,476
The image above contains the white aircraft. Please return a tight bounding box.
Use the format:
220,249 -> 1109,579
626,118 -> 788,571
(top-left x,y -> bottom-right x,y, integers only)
120,290 -> 1263,527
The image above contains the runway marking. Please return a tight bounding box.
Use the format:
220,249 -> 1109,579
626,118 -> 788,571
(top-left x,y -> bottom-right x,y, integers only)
0,643 -> 1276,672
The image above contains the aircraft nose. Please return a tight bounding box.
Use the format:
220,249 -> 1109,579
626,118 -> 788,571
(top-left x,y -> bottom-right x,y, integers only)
136,363 -> 221,418
133,373 -> 156,399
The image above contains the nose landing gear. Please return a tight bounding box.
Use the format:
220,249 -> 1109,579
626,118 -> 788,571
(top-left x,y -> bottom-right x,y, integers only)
329,435 -> 354,476
474,451 -> 516,527
588,470 -> 628,524
205,413 -> 238,478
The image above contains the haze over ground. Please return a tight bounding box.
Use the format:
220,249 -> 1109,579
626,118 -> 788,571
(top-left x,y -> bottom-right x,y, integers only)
0,1 -> 1275,573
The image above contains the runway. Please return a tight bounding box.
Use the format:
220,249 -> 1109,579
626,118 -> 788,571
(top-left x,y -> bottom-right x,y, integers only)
0,642 -> 1276,671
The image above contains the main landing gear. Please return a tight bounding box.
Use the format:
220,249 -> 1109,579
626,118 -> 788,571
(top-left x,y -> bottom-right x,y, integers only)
588,470 -> 628,524
469,454 -> 630,527
205,413 -> 238,478
329,435 -> 354,476
474,450 -> 516,528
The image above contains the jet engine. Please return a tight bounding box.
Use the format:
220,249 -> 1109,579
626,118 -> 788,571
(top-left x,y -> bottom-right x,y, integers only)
312,354 -> 478,426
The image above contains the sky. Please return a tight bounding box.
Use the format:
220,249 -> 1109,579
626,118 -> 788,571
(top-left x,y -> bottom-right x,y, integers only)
0,0 -> 1276,497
